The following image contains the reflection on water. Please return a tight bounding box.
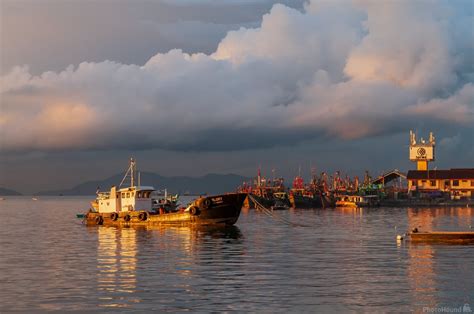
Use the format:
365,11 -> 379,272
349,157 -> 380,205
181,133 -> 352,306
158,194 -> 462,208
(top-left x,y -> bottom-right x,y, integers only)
0,197 -> 473,312
407,207 -> 473,232
97,227 -> 138,308
406,207 -> 474,312
95,225 -> 243,309
407,209 -> 436,310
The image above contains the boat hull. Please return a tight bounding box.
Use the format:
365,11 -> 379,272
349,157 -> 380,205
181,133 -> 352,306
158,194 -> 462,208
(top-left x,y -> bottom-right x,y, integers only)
410,231 -> 474,244
84,193 -> 247,226
245,193 -> 274,209
290,194 -> 323,209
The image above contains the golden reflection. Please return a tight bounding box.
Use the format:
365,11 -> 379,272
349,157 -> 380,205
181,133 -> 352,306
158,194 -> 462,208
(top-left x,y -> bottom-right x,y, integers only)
97,227 -> 138,308
95,224 -> 243,308
406,207 -> 474,311
407,208 -> 437,310
455,207 -> 473,228
335,207 -> 364,215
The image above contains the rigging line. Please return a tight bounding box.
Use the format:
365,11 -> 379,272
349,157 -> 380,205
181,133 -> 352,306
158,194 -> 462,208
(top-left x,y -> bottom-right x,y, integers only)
249,195 -> 310,227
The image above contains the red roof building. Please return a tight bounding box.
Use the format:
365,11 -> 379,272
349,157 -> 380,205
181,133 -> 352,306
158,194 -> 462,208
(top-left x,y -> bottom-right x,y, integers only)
407,168 -> 474,198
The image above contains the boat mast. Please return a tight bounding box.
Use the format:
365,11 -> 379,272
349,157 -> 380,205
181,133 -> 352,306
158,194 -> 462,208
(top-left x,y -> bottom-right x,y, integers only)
130,158 -> 135,187
119,157 -> 136,188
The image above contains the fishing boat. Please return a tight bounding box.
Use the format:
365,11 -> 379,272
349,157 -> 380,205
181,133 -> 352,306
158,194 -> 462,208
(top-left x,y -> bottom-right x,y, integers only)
238,169 -> 286,209
82,158 -> 247,226
409,228 -> 474,243
289,175 -> 323,208
335,195 -> 380,208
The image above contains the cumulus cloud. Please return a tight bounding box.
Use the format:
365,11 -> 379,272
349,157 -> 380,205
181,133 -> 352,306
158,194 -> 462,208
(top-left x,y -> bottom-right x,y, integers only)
1,0 -> 473,152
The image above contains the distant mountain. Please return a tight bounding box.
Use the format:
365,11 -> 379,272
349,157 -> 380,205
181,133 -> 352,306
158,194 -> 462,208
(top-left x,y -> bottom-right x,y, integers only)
0,187 -> 22,196
37,172 -> 250,196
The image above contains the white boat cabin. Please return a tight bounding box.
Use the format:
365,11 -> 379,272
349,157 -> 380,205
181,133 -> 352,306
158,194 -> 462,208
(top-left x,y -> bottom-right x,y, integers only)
97,185 -> 156,213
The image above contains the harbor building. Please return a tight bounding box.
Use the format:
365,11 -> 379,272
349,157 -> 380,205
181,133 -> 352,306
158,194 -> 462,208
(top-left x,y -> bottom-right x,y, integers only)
406,131 -> 474,199
407,169 -> 474,198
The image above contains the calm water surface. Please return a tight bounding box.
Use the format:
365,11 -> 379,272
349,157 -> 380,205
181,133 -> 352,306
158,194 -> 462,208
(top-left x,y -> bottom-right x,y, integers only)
0,196 -> 473,312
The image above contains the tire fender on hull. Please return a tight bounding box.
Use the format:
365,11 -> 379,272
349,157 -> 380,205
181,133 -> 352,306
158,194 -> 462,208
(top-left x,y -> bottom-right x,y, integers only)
189,206 -> 200,216
138,211 -> 148,221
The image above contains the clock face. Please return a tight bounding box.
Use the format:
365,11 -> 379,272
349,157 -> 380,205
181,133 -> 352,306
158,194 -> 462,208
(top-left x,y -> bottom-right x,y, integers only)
417,147 -> 426,157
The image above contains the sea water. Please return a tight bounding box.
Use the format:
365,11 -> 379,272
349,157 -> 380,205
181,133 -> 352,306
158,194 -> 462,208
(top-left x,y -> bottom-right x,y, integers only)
0,196 -> 473,312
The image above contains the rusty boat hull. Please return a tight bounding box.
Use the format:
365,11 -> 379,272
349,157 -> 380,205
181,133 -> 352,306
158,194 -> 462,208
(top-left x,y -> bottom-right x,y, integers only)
84,193 -> 247,226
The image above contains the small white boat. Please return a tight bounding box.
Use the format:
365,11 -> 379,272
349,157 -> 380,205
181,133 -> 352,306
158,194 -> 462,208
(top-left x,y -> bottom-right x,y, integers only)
32,197 -> 38,201
336,195 -> 379,208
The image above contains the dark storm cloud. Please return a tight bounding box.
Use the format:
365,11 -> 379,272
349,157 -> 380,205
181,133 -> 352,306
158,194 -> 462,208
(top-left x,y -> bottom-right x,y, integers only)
0,0 -> 473,154
0,0 -> 305,74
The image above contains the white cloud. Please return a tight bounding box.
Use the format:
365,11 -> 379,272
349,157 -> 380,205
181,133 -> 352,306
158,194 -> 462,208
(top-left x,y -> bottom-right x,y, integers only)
1,0 -> 473,152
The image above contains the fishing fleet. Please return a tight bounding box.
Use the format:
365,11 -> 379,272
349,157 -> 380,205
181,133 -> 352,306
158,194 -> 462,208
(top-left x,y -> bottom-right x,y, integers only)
77,131 -> 473,243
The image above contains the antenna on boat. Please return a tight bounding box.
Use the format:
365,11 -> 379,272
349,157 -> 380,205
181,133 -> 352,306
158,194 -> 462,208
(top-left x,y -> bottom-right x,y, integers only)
138,171 -> 141,189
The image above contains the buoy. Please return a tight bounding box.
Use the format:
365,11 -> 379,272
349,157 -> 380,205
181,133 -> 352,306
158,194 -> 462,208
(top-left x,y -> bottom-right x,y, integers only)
397,234 -> 404,240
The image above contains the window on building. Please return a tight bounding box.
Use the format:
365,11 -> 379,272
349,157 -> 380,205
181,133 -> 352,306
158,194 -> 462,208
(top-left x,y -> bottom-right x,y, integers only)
430,180 -> 436,187
137,191 -> 142,198
122,193 -> 125,198
445,180 -> 450,186
453,180 -> 459,187
471,180 -> 474,187
411,180 -> 416,186
462,180 -> 467,183
127,192 -> 130,198
421,180 -> 426,184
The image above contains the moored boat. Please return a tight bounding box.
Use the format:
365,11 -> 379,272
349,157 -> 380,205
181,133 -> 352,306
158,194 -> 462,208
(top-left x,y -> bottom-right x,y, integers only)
335,195 -> 380,208
81,158 -> 246,226
238,169 -> 287,209
288,174 -> 328,208
409,229 -> 474,243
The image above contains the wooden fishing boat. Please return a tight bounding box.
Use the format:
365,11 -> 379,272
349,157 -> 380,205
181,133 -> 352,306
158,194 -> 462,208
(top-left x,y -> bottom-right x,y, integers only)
81,158 -> 246,226
409,229 -> 474,243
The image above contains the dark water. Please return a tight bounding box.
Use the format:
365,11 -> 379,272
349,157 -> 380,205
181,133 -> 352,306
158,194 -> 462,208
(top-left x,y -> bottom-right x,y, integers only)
0,196 -> 473,312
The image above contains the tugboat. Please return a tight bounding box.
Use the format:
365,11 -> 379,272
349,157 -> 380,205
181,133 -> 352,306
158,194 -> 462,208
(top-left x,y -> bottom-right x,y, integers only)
82,158 -> 247,226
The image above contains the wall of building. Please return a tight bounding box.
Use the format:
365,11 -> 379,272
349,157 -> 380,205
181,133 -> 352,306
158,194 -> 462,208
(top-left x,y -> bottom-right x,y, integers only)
408,179 -> 474,198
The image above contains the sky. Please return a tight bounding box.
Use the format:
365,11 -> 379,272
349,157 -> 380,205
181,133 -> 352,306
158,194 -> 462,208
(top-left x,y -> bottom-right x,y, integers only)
0,0 -> 473,194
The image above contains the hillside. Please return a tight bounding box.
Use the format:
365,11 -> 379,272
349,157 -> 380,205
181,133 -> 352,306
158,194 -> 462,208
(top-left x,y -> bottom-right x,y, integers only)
37,172 -> 250,195
0,187 -> 22,195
